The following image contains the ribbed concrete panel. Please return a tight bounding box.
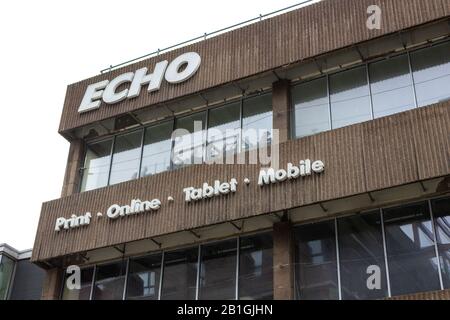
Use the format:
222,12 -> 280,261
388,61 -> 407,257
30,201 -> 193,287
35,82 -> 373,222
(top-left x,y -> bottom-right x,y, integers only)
58,0 -> 450,134
32,102 -> 450,263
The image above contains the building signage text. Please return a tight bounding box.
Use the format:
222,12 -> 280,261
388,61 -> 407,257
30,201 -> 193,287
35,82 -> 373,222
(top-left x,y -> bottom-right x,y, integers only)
78,52 -> 201,113
54,159 -> 324,232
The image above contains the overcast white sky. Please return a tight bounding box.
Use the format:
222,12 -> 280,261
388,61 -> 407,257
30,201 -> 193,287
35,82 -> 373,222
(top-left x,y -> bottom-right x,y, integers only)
0,0 -> 320,250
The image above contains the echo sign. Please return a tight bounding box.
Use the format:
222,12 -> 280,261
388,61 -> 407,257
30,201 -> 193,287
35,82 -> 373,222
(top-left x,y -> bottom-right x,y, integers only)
78,52 -> 201,113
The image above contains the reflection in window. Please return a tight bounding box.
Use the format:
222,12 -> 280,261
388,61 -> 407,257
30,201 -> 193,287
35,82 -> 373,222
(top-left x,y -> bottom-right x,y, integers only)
295,221 -> 339,300
369,54 -> 415,118
80,139 -> 113,192
109,131 -> 142,185
242,94 -> 272,151
206,102 -> 240,162
338,212 -> 387,299
383,202 -> 440,296
0,255 -> 15,300
141,122 -> 173,177
199,239 -> 237,300
61,267 -> 94,300
239,233 -> 273,300
161,248 -> 198,300
292,77 -> 330,138
330,66 -> 372,129
126,254 -> 162,300
173,112 -> 206,168
411,42 -> 450,107
93,261 -> 127,300
432,197 -> 450,289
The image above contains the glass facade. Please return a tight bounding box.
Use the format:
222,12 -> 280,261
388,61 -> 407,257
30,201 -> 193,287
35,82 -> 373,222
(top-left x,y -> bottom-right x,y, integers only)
292,41 -> 450,138
294,196 -> 450,300
295,220 -> 339,300
80,93 -> 273,192
0,255 -> 15,300
61,232 -> 273,300
92,261 -> 127,300
61,267 -> 94,300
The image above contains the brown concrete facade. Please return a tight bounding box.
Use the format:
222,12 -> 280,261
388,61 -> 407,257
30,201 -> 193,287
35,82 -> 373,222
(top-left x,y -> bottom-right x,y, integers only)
58,0 -> 449,134
32,101 -> 450,263
32,0 -> 450,301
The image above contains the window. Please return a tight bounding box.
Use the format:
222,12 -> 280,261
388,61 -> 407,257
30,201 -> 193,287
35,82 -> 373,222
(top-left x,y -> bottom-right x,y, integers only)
239,233 -> 273,300
242,94 -> 272,151
330,66 -> 372,129
383,201 -> 441,296
61,267 -> 94,300
292,77 -> 330,138
109,131 -> 143,185
0,255 -> 15,300
206,102 -> 241,162
369,54 -> 415,118
338,212 -> 388,300
173,112 -> 207,168
411,42 -> 450,107
80,139 -> 113,192
126,254 -> 162,300
93,261 -> 127,300
161,248 -> 198,300
295,220 -> 339,300
199,239 -> 237,300
432,197 -> 450,289
140,122 -> 173,177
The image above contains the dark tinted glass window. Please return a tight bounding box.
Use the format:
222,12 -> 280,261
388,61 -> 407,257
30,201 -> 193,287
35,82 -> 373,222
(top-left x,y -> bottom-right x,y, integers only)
93,261 -> 126,300
61,267 -> 94,300
383,202 -> 440,296
199,239 -> 237,300
173,112 -> 206,168
431,197 -> 450,289
161,248 -> 198,300
80,139 -> 113,191
292,77 -> 330,138
330,66 -> 372,129
242,94 -> 272,151
295,221 -> 339,300
411,42 -> 450,107
239,233 -> 273,300
126,254 -> 162,300
140,122 -> 173,177
207,102 -> 241,162
369,54 -> 415,118
109,131 -> 143,185
338,212 -> 388,299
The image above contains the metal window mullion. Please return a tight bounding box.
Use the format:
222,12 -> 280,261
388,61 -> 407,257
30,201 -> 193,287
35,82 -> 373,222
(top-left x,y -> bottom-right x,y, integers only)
407,51 -> 419,108
158,251 -> 165,300
326,74 -> 332,130
239,98 -> 244,153
235,237 -> 240,300
89,265 -> 97,300
380,209 -> 392,297
169,118 -> 176,171
428,199 -> 444,290
122,258 -> 130,300
203,109 -> 209,163
366,63 -> 375,120
195,245 -> 202,300
334,218 -> 342,300
137,128 -> 145,179
106,136 -> 116,186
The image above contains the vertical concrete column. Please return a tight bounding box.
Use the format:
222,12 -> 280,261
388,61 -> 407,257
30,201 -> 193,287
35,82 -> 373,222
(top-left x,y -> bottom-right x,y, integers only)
41,268 -> 63,300
61,139 -> 85,197
272,79 -> 291,143
273,220 -> 295,300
